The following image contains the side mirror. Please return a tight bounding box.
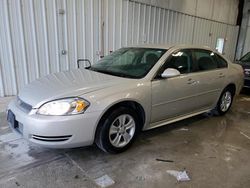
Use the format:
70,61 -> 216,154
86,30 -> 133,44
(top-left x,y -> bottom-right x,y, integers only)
77,59 -> 91,69
161,68 -> 181,78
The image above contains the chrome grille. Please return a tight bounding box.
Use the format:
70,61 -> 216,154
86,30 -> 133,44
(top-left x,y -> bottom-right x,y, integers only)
244,69 -> 250,77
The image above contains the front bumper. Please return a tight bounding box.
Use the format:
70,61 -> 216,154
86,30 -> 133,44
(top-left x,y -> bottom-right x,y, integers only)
7,99 -> 102,148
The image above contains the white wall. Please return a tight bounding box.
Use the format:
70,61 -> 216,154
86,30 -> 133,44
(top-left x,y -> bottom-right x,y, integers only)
0,0 -> 239,97
133,0 -> 239,25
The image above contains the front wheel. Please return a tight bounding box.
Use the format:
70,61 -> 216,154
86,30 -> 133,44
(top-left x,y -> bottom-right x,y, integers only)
95,107 -> 141,154
214,88 -> 234,115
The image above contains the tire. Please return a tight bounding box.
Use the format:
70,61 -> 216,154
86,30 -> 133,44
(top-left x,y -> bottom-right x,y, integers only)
214,87 -> 234,115
95,106 -> 141,154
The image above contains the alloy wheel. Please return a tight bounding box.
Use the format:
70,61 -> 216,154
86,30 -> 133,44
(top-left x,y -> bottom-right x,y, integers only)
220,91 -> 232,112
109,114 -> 136,148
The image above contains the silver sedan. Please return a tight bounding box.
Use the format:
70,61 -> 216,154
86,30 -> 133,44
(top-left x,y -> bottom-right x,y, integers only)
7,45 -> 244,153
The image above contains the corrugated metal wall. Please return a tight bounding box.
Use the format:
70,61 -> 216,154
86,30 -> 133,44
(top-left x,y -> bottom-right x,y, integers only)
105,0 -> 239,60
0,0 -> 239,97
242,16 -> 250,56
0,0 -> 101,96
243,26 -> 250,55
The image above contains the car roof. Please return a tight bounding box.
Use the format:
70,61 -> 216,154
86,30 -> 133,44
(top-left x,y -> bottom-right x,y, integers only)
127,44 -> 213,51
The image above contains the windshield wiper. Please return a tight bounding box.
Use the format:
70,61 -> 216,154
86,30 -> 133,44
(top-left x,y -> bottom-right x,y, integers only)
89,68 -> 137,79
113,72 -> 138,79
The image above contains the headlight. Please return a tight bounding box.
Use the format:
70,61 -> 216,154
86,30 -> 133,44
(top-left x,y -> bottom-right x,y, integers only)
37,98 -> 90,116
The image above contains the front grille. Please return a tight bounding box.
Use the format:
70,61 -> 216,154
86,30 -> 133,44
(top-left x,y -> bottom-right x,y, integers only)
17,97 -> 32,112
15,122 -> 23,135
244,79 -> 250,87
32,135 -> 72,142
7,110 -> 23,135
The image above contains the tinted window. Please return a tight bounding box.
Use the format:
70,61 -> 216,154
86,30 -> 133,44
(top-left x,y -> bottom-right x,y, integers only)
161,50 -> 193,74
214,54 -> 228,68
194,50 -> 218,71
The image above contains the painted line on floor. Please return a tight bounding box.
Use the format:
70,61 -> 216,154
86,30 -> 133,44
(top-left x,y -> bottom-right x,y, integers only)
64,153 -> 87,174
0,135 -> 67,181
0,132 -> 22,143
0,155 -> 65,181
239,97 -> 250,102
240,131 -> 250,140
64,153 -> 113,187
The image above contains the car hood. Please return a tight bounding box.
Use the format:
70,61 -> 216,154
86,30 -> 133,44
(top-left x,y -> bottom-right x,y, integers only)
18,69 -> 130,108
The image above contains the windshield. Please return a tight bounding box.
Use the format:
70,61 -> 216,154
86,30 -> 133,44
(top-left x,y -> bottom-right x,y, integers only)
240,52 -> 250,65
89,48 -> 167,78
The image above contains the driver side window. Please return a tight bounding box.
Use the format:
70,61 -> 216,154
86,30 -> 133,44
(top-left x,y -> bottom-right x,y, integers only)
162,50 -> 193,74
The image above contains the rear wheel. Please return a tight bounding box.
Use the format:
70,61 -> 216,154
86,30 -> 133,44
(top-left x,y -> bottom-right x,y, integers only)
95,107 -> 141,153
214,88 -> 234,115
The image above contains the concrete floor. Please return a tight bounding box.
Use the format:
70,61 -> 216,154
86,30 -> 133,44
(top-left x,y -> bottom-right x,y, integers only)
0,90 -> 250,188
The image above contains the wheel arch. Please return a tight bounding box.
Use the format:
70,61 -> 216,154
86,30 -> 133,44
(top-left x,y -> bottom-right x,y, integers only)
225,83 -> 236,96
94,100 -> 146,140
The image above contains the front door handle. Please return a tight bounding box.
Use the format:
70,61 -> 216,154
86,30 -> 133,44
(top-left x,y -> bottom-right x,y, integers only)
187,79 -> 199,85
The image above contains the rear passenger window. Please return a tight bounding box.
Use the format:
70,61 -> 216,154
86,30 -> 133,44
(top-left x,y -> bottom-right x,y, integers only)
193,50 -> 218,71
214,54 -> 228,68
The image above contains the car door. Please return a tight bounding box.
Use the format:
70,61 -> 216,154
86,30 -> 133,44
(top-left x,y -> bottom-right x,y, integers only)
191,49 -> 227,109
151,49 -> 201,123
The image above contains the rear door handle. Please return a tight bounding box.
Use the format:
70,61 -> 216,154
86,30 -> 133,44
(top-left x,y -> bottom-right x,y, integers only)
219,73 -> 225,78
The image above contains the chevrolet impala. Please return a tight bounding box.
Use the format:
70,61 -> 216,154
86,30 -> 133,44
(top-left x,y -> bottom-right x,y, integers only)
7,45 -> 244,153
